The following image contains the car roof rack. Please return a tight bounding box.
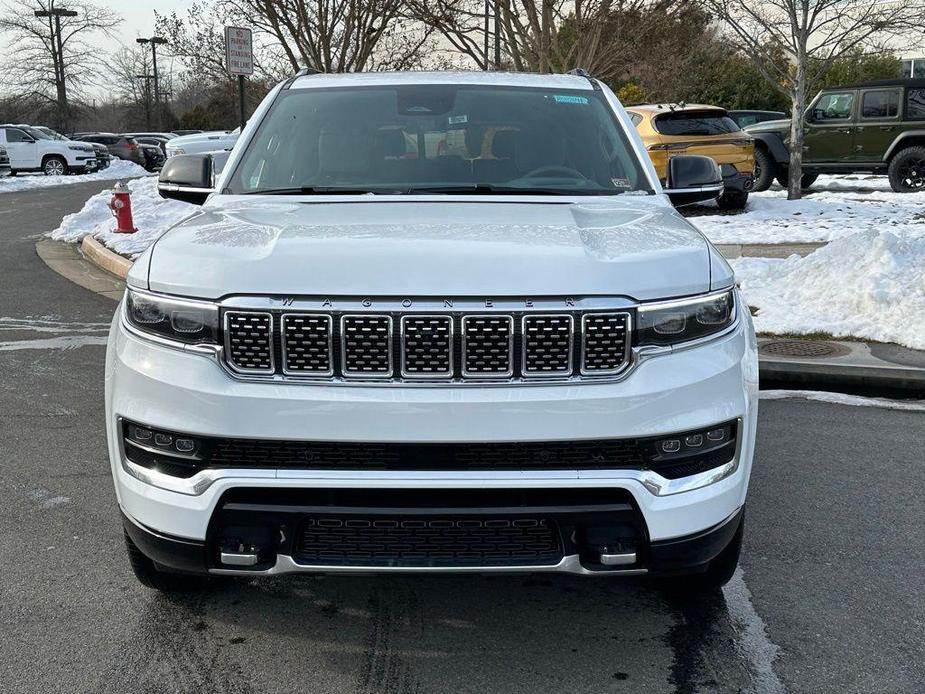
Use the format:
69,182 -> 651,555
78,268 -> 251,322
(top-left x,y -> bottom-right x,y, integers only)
294,67 -> 322,77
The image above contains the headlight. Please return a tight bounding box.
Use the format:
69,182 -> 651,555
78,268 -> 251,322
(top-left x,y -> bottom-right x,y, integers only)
167,147 -> 185,156
637,289 -> 735,346
124,289 -> 219,345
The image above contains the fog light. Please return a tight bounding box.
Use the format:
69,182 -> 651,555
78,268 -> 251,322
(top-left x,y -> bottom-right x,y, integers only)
706,428 -> 726,442
661,439 -> 681,453
154,433 -> 173,447
684,434 -> 703,447
175,438 -> 196,453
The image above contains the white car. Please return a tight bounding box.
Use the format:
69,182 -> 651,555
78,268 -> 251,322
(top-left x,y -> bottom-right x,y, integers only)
109,71 -> 758,593
164,127 -> 240,157
0,124 -> 98,175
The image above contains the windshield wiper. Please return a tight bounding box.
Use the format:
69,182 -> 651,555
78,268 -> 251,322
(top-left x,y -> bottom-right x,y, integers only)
406,184 -> 616,196
242,186 -> 396,195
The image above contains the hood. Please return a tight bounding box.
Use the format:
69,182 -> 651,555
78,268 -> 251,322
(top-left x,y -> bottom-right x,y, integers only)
743,119 -> 790,134
142,197 -> 719,301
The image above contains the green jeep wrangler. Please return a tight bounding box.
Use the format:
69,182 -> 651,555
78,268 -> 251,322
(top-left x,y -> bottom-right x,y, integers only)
745,78 -> 925,192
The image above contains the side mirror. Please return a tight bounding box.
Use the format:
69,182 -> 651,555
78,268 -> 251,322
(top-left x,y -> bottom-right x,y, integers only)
158,153 -> 215,205
663,155 -> 723,207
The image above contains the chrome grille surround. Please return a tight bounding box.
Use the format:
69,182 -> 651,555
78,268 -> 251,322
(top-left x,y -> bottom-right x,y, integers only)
340,315 -> 393,377
461,315 -> 514,378
521,314 -> 574,377
400,315 -> 454,379
581,313 -> 631,375
217,297 -> 639,385
281,314 -> 333,376
223,311 -> 274,374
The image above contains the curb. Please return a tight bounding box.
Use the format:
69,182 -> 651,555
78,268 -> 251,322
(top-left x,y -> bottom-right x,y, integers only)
80,235 -> 132,279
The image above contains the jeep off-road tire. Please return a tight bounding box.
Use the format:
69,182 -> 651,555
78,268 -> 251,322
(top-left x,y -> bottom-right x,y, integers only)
888,146 -> 925,193
716,189 -> 748,210
124,530 -> 209,593
751,147 -> 775,192
42,155 -> 67,176
775,171 -> 818,190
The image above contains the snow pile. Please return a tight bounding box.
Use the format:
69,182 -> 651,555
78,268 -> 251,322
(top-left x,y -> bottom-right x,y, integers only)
691,176 -> 925,245
732,230 -> 925,349
0,159 -> 149,194
48,175 -> 193,257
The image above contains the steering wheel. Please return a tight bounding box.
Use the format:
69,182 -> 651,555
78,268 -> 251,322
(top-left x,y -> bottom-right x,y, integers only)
521,165 -> 587,180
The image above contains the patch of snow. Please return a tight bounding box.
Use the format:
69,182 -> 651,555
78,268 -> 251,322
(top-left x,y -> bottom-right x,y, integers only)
48,175 -> 193,257
760,389 -> 925,412
732,230 -> 925,349
690,176 -> 925,245
0,159 -> 149,194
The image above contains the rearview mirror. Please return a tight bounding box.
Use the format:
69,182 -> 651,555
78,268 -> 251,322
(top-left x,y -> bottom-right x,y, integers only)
158,153 -> 216,205
663,155 -> 723,207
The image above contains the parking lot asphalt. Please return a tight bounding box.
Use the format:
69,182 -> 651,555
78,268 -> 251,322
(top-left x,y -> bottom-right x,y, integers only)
1,183 -> 923,693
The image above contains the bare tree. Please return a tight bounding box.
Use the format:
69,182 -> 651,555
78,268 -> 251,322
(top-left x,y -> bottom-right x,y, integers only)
0,0 -> 121,129
708,0 -> 925,199
108,46 -> 156,128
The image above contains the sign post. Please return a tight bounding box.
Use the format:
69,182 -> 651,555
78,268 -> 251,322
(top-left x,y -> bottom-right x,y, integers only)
224,26 -> 253,130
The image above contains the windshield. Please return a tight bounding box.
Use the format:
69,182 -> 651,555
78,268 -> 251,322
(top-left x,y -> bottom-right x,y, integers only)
24,126 -> 52,140
226,84 -> 652,196
654,111 -> 741,136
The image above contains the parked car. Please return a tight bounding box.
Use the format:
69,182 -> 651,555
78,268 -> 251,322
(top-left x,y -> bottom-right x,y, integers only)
0,146 -> 11,177
113,70 -> 757,594
746,78 -> 925,192
170,129 -> 204,136
727,110 -> 787,128
129,135 -> 172,156
75,133 -> 146,167
32,125 -> 111,171
0,124 -> 98,175
625,104 -> 755,209
164,127 -> 240,157
138,142 -> 166,171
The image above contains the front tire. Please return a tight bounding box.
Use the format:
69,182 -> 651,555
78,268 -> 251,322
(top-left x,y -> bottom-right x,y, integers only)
752,148 -> 776,192
888,146 -> 925,192
124,530 -> 209,593
716,189 -> 748,210
661,517 -> 744,594
42,155 -> 67,176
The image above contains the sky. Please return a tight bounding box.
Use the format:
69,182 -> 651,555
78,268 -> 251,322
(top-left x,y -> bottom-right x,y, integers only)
103,0 -> 192,47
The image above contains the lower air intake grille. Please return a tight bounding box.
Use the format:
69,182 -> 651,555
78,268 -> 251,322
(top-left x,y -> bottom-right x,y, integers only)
225,312 -> 273,372
295,516 -> 562,567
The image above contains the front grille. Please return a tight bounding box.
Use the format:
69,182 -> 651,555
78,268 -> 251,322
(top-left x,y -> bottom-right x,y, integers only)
295,515 -> 562,567
462,315 -> 513,377
341,315 -> 392,376
282,314 -> 332,375
225,312 -> 272,372
401,316 -> 453,377
222,303 -> 630,383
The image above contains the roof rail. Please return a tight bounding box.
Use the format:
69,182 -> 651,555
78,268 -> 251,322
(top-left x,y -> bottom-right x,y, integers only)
294,67 -> 322,77
566,67 -> 600,91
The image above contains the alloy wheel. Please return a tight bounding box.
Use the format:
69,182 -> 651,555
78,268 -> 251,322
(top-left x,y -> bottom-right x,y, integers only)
44,159 -> 65,176
898,157 -> 925,190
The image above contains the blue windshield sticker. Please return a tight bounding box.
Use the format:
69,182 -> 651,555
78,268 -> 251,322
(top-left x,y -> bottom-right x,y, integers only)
553,95 -> 589,105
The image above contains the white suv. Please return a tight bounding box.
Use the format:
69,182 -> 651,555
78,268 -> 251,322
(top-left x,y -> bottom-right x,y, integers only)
0,124 -> 97,175
109,71 -> 758,593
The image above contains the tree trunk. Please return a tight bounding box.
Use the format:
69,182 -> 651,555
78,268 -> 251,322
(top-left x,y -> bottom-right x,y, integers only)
787,48 -> 807,200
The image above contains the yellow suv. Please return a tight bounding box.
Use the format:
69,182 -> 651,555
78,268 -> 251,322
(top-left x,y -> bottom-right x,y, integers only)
626,104 -> 755,209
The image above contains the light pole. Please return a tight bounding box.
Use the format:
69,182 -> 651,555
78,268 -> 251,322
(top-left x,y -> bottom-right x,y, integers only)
35,6 -> 78,131
137,36 -> 168,130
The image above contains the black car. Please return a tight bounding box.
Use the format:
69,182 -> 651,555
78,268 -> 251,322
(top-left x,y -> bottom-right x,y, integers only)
727,110 -> 787,128
138,142 -> 166,171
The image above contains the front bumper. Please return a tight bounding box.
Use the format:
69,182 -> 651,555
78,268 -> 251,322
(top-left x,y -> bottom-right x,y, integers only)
107,305 -> 758,575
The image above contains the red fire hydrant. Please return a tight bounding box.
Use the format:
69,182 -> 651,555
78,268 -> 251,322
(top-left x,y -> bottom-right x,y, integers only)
109,181 -> 137,233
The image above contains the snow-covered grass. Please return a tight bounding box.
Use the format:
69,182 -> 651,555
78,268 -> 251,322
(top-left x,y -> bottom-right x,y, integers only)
48,175 -> 192,257
690,175 -> 925,245
731,231 -> 925,349
0,159 -> 149,194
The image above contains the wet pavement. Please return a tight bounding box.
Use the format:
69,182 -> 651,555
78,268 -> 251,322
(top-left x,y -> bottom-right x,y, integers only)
1,182 -> 923,693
